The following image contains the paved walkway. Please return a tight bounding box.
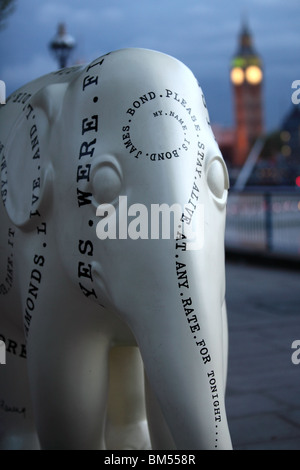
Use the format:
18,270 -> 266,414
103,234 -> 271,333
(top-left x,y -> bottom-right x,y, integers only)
225,256 -> 300,450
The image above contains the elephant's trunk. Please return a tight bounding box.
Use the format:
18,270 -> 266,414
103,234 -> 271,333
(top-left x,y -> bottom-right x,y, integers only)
127,246 -> 232,450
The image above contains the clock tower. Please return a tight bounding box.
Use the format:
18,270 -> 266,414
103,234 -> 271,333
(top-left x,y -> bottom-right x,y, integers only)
230,24 -> 264,166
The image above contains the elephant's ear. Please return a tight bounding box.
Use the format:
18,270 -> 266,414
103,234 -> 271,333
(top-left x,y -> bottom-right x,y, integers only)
2,83 -> 67,228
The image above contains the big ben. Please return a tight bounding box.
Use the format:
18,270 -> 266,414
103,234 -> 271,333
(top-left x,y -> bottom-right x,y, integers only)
231,23 -> 264,167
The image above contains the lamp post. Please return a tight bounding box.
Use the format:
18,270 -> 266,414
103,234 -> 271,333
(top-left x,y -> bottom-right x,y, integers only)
49,23 -> 76,69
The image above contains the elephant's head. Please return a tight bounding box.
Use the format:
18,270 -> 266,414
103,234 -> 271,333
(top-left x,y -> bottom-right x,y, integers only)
2,49 -> 231,449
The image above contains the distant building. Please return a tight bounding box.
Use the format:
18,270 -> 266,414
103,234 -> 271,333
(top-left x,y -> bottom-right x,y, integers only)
216,22 -> 299,188
230,23 -> 264,167
216,22 -> 265,174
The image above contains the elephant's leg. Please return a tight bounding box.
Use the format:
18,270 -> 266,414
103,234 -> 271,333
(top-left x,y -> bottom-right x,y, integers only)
144,372 -> 175,450
26,303 -> 111,449
105,346 -> 151,450
132,297 -> 232,450
0,317 -> 39,449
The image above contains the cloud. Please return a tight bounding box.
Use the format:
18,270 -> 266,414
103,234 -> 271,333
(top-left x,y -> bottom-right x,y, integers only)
36,2 -> 74,24
101,6 -> 124,22
2,54 -> 55,94
185,3 -> 216,16
37,1 -> 124,29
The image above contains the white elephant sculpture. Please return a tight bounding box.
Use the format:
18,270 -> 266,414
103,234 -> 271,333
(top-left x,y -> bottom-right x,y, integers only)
0,48 -> 232,450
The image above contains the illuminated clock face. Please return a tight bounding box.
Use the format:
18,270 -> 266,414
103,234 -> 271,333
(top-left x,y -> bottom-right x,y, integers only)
230,67 -> 244,85
245,65 -> 263,84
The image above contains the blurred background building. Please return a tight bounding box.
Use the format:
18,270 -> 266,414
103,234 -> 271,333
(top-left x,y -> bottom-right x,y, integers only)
212,21 -> 300,259
230,23 -> 264,168
215,22 -> 300,192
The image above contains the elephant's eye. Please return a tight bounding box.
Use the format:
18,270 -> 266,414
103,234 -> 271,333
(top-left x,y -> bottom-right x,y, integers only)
206,157 -> 229,203
91,159 -> 122,206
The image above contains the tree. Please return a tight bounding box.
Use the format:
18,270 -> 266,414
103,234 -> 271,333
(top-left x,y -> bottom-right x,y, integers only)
0,0 -> 16,30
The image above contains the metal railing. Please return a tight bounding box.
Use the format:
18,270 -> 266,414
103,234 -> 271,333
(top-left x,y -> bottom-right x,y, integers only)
225,189 -> 300,259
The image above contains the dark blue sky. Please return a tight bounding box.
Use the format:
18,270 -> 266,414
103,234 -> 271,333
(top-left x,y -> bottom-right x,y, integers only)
1,0 -> 300,131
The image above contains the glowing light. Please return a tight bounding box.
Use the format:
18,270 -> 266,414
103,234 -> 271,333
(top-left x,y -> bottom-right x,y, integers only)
282,145 -> 291,157
280,131 -> 291,142
296,176 -> 300,187
245,65 -> 263,85
231,67 -> 244,85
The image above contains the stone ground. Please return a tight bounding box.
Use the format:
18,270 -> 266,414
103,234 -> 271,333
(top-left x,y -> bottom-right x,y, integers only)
225,254 -> 300,450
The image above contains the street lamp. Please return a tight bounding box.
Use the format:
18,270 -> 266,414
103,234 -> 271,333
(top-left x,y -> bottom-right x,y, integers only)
49,23 -> 76,69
